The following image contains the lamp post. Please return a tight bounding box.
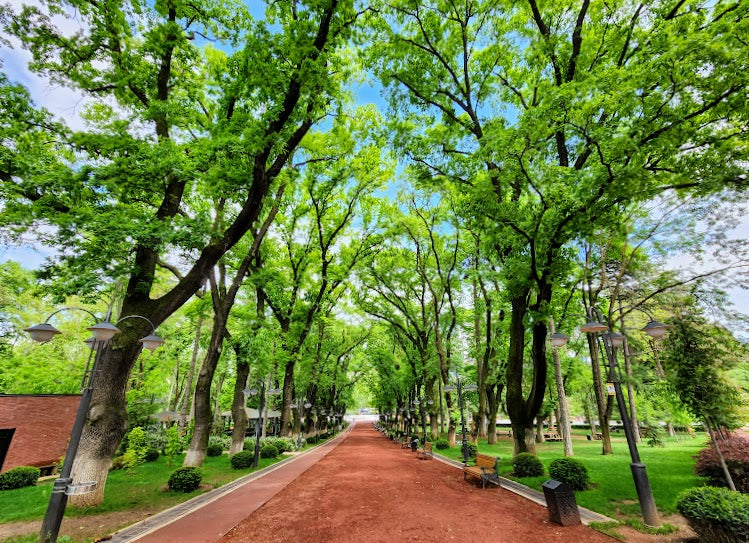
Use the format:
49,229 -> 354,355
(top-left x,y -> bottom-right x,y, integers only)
244,384 -> 282,468
413,396 -> 434,444
554,309 -> 669,527
291,398 -> 312,450
445,373 -> 477,465
25,308 -> 164,543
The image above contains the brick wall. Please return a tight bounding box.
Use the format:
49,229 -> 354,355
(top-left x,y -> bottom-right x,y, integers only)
0,394 -> 81,472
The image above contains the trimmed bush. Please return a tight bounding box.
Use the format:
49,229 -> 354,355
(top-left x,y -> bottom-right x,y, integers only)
264,437 -> 294,453
243,438 -> 256,451
260,444 -> 279,459
435,438 -> 450,450
144,448 -> 160,462
168,467 -> 202,493
206,443 -> 224,457
0,466 -> 40,490
695,434 -> 749,493
549,458 -> 589,491
513,453 -> 544,477
306,436 -> 318,444
676,486 -> 749,543
230,451 -> 254,469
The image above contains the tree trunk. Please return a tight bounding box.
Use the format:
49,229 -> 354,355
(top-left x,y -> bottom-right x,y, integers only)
486,384 -> 501,445
549,317 -> 573,456
535,416 -> 545,443
229,342 -> 250,455
180,315 -> 204,429
184,311 -> 226,467
584,394 -> 597,436
280,359 -> 295,436
69,333 -> 143,507
587,333 -> 613,454
705,418 -> 736,491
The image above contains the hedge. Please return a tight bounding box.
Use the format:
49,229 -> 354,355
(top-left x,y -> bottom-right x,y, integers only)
676,486 -> 749,543
0,466 -> 40,490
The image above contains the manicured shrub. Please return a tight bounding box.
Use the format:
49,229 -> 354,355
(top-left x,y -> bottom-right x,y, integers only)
549,458 -> 589,491
435,438 -> 450,450
125,427 -> 149,466
243,438 -> 256,451
0,466 -> 40,490
168,467 -> 203,493
206,443 -> 223,457
260,444 -> 279,459
144,448 -> 160,462
694,434 -> 749,493
306,436 -> 318,444
264,437 -> 294,453
676,486 -> 749,543
513,453 -> 544,477
230,451 -> 254,469
164,425 -> 184,465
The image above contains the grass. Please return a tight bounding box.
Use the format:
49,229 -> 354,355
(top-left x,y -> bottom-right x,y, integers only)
439,429 -> 706,519
0,452 -> 289,524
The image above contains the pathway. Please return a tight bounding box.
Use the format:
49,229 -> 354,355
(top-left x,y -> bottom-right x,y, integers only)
217,424 -> 615,542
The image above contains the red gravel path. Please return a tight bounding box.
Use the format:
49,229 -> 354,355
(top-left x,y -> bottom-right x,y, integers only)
219,424 -> 616,543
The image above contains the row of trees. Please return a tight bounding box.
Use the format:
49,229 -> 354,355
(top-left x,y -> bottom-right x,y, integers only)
1,0 -> 748,506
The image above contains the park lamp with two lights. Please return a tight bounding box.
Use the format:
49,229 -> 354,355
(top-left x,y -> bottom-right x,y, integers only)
25,309 -> 164,543
550,316 -> 670,528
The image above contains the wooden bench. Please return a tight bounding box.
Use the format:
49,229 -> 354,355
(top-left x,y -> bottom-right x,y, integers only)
418,441 -> 433,460
544,433 -> 562,442
463,453 -> 500,489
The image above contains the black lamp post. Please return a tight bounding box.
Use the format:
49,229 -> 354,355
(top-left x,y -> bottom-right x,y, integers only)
445,373 -> 476,465
244,384 -> 281,468
554,308 -> 669,527
25,308 -> 163,543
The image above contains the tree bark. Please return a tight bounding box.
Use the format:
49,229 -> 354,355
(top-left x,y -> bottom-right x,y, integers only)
587,333 -> 613,454
705,418 -> 736,491
180,315 -> 203,428
622,338 -> 641,443
549,317 -> 574,456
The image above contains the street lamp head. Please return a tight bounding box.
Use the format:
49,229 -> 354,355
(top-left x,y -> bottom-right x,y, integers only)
139,334 -> 165,351
549,332 -> 569,348
83,336 -> 97,350
87,322 -> 120,342
642,320 -> 671,339
413,399 -> 420,406
580,320 -> 608,333
243,387 -> 258,396
607,332 -> 625,348
304,402 -> 312,409
427,399 -> 434,405
24,323 -> 62,343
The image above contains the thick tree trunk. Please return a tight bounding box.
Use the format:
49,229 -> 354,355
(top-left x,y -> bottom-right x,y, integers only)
280,359 -> 295,436
184,312 -> 226,467
535,416 -> 545,443
584,394 -> 597,436
486,384 -> 501,445
69,328 -> 145,507
230,359 -> 250,455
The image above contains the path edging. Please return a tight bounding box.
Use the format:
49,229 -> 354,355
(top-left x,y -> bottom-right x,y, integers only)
110,426 -> 353,543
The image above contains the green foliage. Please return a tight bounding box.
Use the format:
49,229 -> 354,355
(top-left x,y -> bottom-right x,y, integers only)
0,467 -> 40,490
548,458 -> 589,491
464,442 -> 478,459
676,486 -> 749,543
167,467 -> 203,493
306,436 -> 318,444
229,451 -> 254,470
641,424 -> 666,448
513,453 -> 544,478
435,438 -> 450,450
242,438 -> 256,451
123,427 -> 149,468
206,444 -> 223,457
110,455 -> 128,471
260,444 -> 279,459
164,425 -> 184,465
263,437 -> 294,453
662,315 -> 745,430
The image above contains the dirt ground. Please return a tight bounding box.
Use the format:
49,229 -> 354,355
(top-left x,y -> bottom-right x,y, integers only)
0,509 -> 154,542
220,425 -> 616,543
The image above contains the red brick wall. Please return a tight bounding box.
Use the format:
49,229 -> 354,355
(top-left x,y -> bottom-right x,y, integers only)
0,395 -> 81,472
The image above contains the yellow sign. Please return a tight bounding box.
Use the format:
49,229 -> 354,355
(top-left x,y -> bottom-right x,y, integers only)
606,382 -> 616,396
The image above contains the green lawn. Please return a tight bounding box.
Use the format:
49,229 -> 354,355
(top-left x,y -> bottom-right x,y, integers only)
438,429 -> 706,519
0,452 -> 289,524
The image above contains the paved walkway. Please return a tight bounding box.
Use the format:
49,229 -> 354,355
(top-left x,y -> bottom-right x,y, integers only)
112,424 -> 616,543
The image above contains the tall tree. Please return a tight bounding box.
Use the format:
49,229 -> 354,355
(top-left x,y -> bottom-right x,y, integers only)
370,0 -> 749,452
1,0 -> 360,504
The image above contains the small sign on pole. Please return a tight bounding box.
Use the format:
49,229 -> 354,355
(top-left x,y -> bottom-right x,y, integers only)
65,482 -> 97,496
606,382 -> 616,396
